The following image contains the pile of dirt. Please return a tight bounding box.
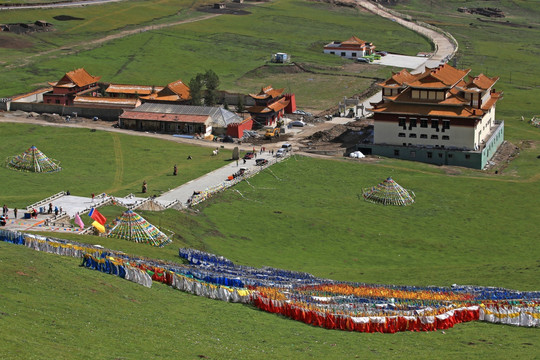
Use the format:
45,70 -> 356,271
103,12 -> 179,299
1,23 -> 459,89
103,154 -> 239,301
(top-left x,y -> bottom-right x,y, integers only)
0,21 -> 54,35
483,140 -> 521,172
307,124 -> 348,142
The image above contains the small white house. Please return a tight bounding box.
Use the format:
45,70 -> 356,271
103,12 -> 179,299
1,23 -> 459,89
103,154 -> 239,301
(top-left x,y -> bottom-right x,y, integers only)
323,36 -> 376,59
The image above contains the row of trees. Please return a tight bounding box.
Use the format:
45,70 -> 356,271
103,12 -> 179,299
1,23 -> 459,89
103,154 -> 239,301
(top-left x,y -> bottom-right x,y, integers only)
188,70 -> 245,112
189,70 -> 220,106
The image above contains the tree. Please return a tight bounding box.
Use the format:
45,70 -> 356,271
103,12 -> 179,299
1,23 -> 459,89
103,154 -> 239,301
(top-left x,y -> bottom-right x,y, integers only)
203,69 -> 220,106
204,69 -> 220,91
188,74 -> 204,105
236,95 -> 245,113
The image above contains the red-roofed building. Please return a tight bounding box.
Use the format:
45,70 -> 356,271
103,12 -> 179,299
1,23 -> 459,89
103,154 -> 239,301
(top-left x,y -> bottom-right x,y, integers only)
43,68 -> 101,105
141,79 -> 190,104
247,86 -> 290,127
105,84 -> 164,98
324,36 -> 375,59
363,64 -> 504,169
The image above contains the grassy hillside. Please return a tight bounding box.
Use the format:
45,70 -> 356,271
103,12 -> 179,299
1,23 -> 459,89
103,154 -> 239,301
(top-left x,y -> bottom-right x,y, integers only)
0,0 -> 539,358
0,0 -> 429,109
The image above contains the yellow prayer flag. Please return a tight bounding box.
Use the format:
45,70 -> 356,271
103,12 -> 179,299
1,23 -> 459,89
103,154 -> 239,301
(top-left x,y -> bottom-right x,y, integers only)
92,221 -> 106,233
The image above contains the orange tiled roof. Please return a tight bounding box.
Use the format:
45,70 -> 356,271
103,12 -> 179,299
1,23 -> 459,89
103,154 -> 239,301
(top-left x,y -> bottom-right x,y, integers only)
462,74 -> 499,91
106,84 -> 164,95
249,86 -> 285,100
407,64 -> 470,89
372,102 -> 482,118
481,92 -> 503,110
247,98 -> 289,114
268,97 -> 289,112
378,69 -> 420,87
167,80 -> 190,99
142,79 -> 190,101
55,68 -> 101,88
343,36 -> 365,45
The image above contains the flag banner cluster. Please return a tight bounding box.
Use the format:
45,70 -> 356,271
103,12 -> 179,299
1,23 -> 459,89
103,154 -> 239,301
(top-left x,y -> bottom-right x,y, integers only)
2,229 -> 539,333
6,145 -> 62,173
362,177 -> 415,206
107,210 -> 171,247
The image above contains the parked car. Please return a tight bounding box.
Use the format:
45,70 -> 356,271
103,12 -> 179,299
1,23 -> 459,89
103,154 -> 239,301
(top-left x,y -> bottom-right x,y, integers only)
243,152 -> 255,160
255,158 -> 268,166
376,51 -> 388,56
275,148 -> 286,157
290,120 -> 306,127
222,135 -> 234,143
281,143 -> 292,152
356,57 -> 370,63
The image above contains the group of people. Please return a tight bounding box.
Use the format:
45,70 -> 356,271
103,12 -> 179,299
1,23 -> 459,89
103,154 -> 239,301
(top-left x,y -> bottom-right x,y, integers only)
47,203 -> 62,216
2,204 -> 17,220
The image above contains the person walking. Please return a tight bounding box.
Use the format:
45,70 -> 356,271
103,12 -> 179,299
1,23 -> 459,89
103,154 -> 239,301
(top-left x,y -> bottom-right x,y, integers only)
14,208 -> 17,219
173,164 -> 178,176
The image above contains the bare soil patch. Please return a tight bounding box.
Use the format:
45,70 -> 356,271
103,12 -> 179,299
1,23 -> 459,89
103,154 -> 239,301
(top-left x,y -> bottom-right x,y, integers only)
53,15 -> 85,21
0,34 -> 33,49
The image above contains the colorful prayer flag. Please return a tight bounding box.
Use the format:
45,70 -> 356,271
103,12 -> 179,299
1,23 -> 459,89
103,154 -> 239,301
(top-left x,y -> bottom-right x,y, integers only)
88,208 -> 106,225
92,220 -> 106,233
75,213 -> 84,229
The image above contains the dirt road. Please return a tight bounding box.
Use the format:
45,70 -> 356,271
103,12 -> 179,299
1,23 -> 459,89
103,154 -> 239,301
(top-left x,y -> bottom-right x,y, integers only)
355,0 -> 457,68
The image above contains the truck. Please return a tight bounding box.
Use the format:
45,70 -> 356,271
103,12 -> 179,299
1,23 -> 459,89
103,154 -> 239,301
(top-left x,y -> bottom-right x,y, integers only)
264,127 -> 280,139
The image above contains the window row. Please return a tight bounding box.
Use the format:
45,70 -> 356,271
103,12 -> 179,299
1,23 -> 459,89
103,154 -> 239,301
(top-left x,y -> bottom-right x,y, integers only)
399,133 -> 449,140
393,150 -> 470,160
398,118 -> 450,130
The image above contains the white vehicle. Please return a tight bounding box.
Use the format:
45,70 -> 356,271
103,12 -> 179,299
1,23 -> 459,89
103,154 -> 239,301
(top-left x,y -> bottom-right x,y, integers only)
281,143 -> 292,152
276,148 -> 286,157
290,120 -> 306,127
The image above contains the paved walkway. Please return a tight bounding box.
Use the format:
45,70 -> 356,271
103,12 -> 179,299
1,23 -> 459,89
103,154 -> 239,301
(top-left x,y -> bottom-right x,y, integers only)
156,151 -> 277,207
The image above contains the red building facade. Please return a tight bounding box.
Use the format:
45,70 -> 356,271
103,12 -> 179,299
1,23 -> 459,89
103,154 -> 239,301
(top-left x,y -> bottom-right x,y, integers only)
43,68 -> 101,106
246,86 -> 290,127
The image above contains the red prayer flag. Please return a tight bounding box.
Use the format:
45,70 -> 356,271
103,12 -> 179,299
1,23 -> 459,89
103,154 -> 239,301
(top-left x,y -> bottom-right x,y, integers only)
88,208 -> 106,225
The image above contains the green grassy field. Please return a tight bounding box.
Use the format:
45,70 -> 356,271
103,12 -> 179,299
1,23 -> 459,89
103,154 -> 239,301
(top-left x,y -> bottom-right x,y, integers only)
0,0 -> 539,358
1,131 -> 539,358
0,122 -> 232,207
